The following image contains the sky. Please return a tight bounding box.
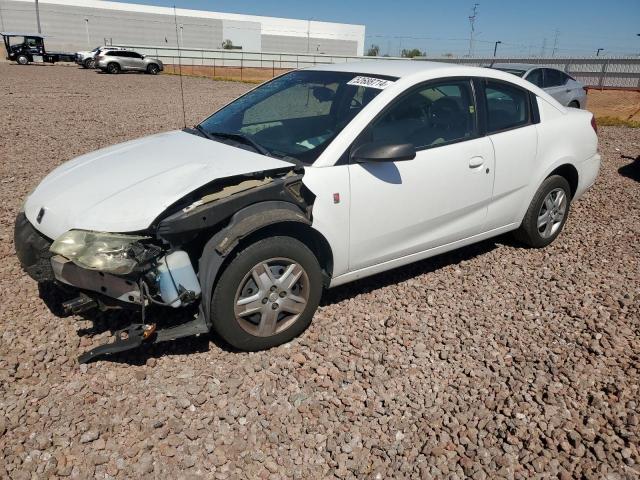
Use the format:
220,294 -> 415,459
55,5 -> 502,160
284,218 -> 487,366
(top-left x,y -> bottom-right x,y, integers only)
111,0 -> 640,57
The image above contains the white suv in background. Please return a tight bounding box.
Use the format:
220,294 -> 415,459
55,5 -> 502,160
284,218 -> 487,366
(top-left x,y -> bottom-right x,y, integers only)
491,64 -> 587,109
75,46 -> 124,69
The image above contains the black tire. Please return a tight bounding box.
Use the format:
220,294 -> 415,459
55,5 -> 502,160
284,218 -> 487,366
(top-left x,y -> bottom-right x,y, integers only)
17,55 -> 29,65
146,63 -> 160,75
514,175 -> 572,248
83,58 -> 95,69
210,236 -> 323,351
106,62 -> 120,74
568,100 -> 580,108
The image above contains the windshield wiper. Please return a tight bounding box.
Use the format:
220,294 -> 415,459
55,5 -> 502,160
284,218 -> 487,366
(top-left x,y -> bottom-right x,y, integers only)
192,125 -> 301,165
200,127 -> 272,157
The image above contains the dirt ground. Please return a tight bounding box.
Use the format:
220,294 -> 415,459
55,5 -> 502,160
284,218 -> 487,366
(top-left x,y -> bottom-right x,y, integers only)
587,89 -> 640,122
0,64 -> 639,479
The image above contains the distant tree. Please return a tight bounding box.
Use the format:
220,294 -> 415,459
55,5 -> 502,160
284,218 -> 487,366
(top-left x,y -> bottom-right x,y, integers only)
222,39 -> 234,49
401,48 -> 425,58
366,44 -> 380,56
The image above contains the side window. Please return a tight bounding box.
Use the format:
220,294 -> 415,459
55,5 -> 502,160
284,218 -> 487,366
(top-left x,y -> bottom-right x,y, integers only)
485,80 -> 530,133
525,69 -> 543,88
544,69 -> 566,87
131,52 -> 143,59
362,80 -> 477,149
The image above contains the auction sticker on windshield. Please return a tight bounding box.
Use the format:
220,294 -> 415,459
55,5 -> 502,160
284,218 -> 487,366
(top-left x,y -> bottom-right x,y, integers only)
347,76 -> 394,89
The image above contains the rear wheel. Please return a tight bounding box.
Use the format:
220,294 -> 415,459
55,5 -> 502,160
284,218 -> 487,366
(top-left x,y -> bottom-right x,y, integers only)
17,55 -> 29,65
106,62 -> 120,74
146,63 -> 160,75
514,175 -> 571,248
210,236 -> 323,351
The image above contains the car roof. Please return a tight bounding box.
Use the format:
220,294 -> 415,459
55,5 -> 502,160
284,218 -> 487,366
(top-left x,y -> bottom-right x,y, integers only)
306,59 -> 566,113
308,59 -> 470,78
491,63 -> 566,73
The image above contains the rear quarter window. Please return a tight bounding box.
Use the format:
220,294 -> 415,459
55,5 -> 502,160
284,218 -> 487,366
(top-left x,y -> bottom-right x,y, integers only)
544,69 -> 568,87
484,80 -> 531,133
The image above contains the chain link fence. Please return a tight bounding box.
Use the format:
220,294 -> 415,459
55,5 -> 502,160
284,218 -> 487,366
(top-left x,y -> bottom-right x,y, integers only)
115,44 -> 640,89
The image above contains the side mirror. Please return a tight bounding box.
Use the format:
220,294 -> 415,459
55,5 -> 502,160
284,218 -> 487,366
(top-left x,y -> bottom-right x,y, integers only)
351,141 -> 416,163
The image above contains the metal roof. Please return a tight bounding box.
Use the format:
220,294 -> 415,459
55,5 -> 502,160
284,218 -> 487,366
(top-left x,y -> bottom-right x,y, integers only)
1,32 -> 46,37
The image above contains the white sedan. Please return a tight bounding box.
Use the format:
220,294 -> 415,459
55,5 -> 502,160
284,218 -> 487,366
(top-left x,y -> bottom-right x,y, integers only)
15,60 -> 600,361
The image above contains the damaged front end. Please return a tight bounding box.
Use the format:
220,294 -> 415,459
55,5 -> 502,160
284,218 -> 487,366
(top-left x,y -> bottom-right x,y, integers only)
15,164 -> 313,363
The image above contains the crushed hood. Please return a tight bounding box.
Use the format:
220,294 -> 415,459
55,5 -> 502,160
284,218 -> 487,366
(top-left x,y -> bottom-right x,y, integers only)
24,130 -> 293,239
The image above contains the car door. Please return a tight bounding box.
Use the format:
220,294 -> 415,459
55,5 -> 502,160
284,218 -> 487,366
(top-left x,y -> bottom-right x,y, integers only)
482,79 -> 539,230
128,52 -> 145,70
347,78 -> 495,271
114,52 -> 131,70
543,68 -> 570,106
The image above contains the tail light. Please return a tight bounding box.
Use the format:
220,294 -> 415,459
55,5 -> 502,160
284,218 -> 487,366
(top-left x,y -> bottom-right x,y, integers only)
591,116 -> 598,134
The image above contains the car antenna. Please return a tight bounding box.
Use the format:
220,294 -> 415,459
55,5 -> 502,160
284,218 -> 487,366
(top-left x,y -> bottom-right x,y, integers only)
173,5 -> 187,129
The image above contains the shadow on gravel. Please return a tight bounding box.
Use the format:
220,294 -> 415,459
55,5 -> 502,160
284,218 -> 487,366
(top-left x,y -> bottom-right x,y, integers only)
321,235 -> 513,307
38,283 -> 234,364
618,155 -> 640,182
39,233 -> 516,365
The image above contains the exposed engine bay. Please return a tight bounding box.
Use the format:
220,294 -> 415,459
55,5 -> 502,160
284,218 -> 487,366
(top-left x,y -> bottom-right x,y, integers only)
15,164 -> 316,362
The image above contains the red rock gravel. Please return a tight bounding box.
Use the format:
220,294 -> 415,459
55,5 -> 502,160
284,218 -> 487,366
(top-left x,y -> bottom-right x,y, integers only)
0,64 -> 639,479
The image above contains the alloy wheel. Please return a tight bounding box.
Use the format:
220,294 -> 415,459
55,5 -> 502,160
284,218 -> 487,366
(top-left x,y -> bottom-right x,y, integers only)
537,188 -> 567,239
233,257 -> 309,337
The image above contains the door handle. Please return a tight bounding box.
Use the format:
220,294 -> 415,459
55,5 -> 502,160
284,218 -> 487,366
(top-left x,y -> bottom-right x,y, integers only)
469,156 -> 484,168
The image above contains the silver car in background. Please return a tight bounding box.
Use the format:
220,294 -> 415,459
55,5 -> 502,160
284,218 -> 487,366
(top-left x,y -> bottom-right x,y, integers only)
75,46 -> 124,69
491,63 -> 587,108
95,50 -> 163,75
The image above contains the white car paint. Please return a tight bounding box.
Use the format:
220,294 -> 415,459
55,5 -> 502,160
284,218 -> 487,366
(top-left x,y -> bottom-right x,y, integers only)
24,60 -> 599,291
23,130 -> 292,239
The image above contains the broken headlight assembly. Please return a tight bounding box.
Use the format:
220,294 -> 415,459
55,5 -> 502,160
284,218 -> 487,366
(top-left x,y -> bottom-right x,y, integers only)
50,230 -> 149,275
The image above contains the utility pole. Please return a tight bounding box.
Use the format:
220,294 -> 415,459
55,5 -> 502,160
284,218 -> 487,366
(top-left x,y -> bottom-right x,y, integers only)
306,18 -> 313,53
34,0 -> 42,33
596,48 -> 604,56
0,1 -> 6,31
540,37 -> 547,57
468,3 -> 479,57
551,29 -> 560,57
84,18 -> 90,48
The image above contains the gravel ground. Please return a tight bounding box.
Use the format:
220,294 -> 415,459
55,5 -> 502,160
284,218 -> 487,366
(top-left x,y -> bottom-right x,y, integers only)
0,64 -> 639,479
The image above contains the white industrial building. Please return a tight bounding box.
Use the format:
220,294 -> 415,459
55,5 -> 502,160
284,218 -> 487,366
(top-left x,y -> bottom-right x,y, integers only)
0,0 -> 365,55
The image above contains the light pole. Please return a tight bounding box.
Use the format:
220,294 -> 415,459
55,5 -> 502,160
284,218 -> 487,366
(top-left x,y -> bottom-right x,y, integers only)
307,18 -> 313,53
493,40 -> 502,57
34,0 -> 42,33
84,18 -> 90,48
596,48 -> 604,56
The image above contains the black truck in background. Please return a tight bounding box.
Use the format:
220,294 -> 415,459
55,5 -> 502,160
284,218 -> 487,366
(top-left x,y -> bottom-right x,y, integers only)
2,32 -> 76,65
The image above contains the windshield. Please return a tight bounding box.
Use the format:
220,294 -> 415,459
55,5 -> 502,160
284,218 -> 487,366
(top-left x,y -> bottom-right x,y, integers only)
197,70 -> 395,164
494,67 -> 527,77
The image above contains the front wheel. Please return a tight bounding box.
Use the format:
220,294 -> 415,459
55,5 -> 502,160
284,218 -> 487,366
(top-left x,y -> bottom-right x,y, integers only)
514,175 -> 571,248
106,62 -> 120,74
210,236 -> 323,351
146,63 -> 160,75
17,55 -> 29,65
83,58 -> 95,69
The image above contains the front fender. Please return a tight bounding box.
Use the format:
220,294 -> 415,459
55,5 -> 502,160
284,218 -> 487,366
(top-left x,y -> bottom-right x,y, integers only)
197,201 -> 310,326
